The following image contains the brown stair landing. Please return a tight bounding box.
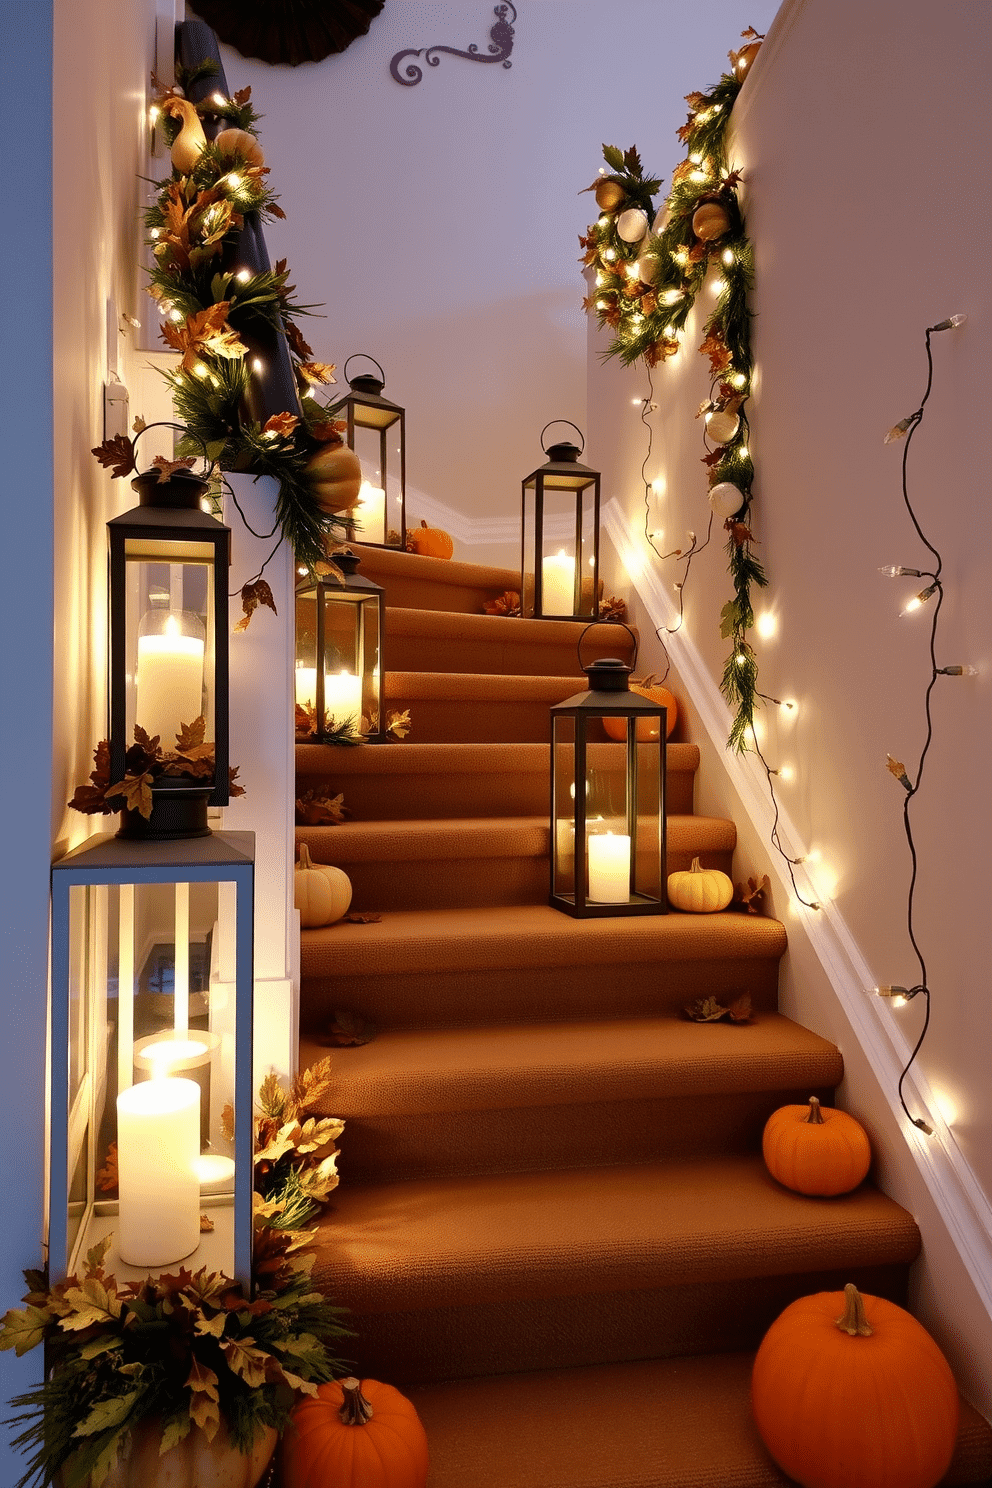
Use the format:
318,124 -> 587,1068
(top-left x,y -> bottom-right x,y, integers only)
296,545 -> 992,1487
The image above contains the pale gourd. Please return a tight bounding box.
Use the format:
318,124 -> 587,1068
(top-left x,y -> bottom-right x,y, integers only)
164,98 -> 207,175
667,856 -> 733,913
64,1418 -> 276,1488
295,844 -> 352,927
306,441 -> 363,514
215,128 -> 265,167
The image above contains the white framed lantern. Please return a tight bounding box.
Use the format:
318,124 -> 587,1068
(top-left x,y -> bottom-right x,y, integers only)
550,632 -> 667,918
49,832 -> 255,1286
342,354 -> 406,549
521,421 -> 601,620
295,550 -> 386,741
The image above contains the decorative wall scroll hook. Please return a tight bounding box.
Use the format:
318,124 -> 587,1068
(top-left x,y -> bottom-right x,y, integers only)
390,4 -> 517,87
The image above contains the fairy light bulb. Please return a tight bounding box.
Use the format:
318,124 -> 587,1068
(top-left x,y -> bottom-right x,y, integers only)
871,984 -> 924,1001
603,248 -> 616,262
930,314 -> 966,331
252,357 -> 264,373
236,268 -> 252,283
879,565 -> 923,578
149,104 -> 160,124
211,92 -> 228,107
901,582 -> 939,615
722,249 -> 734,266
937,665 -> 978,676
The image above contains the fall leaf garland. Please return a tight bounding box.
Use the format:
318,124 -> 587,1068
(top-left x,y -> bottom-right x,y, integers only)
141,69 -> 351,574
580,32 -> 765,751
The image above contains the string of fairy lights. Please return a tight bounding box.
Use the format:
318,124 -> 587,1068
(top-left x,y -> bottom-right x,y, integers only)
872,314 -> 970,1136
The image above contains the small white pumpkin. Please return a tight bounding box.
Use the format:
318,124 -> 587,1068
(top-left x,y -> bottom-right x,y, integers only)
668,856 -> 734,913
294,844 -> 352,927
708,481 -> 745,519
617,207 -> 649,243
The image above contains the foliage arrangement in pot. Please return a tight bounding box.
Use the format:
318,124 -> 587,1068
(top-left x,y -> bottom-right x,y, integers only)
1,1061 -> 349,1488
0,1218 -> 349,1488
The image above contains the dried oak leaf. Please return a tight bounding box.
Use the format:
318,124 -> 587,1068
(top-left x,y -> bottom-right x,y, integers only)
92,433 -> 136,479
298,362 -> 336,386
599,595 -> 628,623
295,702 -> 316,736
285,320 -> 313,362
386,709 -> 412,740
96,1142 -> 119,1195
683,994 -> 754,1024
199,1214 -> 215,1233
262,412 -> 299,440
295,790 -> 347,826
152,454 -> 197,483
727,521 -> 755,548
161,301 -> 247,371
343,911 -> 383,924
699,330 -> 732,375
483,590 -> 522,617
235,578 -> 278,632
311,419 -> 346,444
735,874 -> 771,914
319,1009 -> 378,1046
228,765 -> 245,798
175,716 -> 207,753
105,771 -> 155,818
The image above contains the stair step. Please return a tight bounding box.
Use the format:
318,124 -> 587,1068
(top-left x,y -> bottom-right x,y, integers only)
296,741 -> 698,819
296,814 -> 734,911
406,1354 -> 992,1488
352,542 -> 524,614
383,606 -> 636,676
300,903 -> 786,1030
312,1154 -> 919,1380
383,671 -> 596,743
302,1012 -> 842,1181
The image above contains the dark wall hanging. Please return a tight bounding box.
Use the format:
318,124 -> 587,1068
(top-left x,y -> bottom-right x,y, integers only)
189,0 -> 385,67
391,2 -> 516,86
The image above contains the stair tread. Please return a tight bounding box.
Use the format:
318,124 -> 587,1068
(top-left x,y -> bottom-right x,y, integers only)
297,739 -> 699,777
301,903 -> 786,978
407,1353 -> 992,1488
301,1011 -> 842,1118
315,1153 -> 919,1315
296,813 -> 734,863
385,604 -> 636,651
353,541 -> 520,594
384,670 -> 587,700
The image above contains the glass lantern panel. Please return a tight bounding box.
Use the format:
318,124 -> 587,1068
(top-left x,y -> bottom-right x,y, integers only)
123,538 -> 216,751
584,737 -> 633,905
632,740 -> 663,902
64,878 -> 239,1281
523,480 -> 598,618
551,715 -> 577,900
350,426 -> 389,546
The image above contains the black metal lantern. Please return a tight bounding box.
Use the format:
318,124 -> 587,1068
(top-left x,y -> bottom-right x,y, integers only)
522,421 -> 601,620
295,550 -> 386,742
108,466 -> 231,838
550,631 -> 667,918
49,831 -> 255,1286
342,354 -> 406,549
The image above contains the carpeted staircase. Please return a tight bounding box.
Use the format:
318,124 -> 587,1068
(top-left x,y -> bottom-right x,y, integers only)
295,545 -> 992,1488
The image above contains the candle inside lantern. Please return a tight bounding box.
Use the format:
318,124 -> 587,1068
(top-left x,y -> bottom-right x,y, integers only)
587,832 -> 631,903
353,480 -> 386,544
541,550 -> 576,615
322,669 -> 363,724
117,1076 -> 200,1266
135,613 -> 204,742
192,1153 -> 237,1192
295,666 -> 318,709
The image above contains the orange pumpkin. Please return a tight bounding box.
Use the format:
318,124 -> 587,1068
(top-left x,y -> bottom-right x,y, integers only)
281,1377 -> 429,1488
405,519 -> 454,559
762,1097 -> 871,1197
602,676 -> 677,741
305,442 -> 363,515
752,1284 -> 959,1488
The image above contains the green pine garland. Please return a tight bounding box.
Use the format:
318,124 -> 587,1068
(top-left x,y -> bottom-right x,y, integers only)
580,34 -> 766,750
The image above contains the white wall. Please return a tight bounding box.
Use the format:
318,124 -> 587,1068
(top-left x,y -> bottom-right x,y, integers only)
207,0 -> 778,566
590,0 -> 992,1412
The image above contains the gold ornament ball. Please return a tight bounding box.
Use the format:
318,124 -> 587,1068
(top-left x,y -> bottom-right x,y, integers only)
692,200 -> 733,242
709,481 -> 745,518
595,179 -> 626,212
706,410 -> 740,445
617,207 -> 649,243
735,40 -> 762,75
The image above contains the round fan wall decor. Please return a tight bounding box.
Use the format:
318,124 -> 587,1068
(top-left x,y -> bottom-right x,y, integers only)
189,0 -> 385,66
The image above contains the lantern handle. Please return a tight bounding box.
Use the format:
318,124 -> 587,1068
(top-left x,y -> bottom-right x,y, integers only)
344,353 -> 386,387
540,420 -> 585,455
577,620 -> 638,672
130,421 -> 213,476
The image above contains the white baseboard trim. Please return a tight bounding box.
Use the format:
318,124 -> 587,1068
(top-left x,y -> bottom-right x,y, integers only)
603,498 -> 992,1317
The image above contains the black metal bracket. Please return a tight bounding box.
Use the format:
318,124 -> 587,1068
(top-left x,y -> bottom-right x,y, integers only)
390,3 -> 516,86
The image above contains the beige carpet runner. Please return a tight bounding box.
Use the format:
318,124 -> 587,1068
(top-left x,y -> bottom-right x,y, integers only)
296,545 -> 992,1488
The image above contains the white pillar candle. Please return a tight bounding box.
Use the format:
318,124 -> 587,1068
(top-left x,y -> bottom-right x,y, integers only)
295,666 -> 318,708
541,550 -> 576,615
354,481 -> 386,544
587,832 -> 631,903
117,1077 -> 200,1267
136,617 -> 204,742
322,669 -> 363,724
